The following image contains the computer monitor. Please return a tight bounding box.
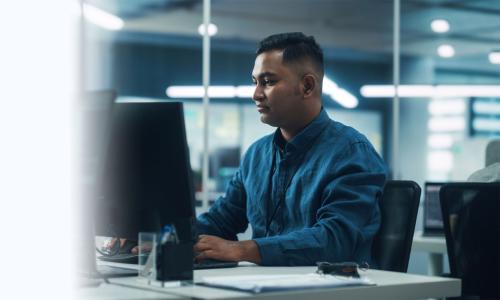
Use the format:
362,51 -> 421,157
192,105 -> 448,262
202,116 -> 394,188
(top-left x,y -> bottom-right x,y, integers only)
423,182 -> 445,236
209,147 -> 241,191
208,147 -> 241,178
94,101 -> 196,243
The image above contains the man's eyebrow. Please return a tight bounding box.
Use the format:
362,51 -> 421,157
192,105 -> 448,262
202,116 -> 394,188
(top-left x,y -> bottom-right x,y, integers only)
252,72 -> 277,80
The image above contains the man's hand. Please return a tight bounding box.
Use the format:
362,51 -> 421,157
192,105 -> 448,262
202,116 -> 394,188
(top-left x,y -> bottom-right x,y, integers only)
194,235 -> 262,264
103,238 -> 140,254
102,237 -> 127,252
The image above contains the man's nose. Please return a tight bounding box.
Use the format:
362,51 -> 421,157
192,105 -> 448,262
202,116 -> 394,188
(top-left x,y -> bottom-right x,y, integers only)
253,86 -> 264,102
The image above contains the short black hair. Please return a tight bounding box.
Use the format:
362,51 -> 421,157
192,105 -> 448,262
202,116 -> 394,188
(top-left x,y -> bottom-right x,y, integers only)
256,32 -> 324,75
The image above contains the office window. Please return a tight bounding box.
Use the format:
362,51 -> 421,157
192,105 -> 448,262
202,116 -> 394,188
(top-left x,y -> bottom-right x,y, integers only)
399,0 -> 500,184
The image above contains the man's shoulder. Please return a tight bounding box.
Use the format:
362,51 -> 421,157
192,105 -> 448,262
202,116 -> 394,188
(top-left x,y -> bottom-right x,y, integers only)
323,118 -> 371,146
238,133 -> 274,177
239,132 -> 274,166
321,119 -> 386,173
246,132 -> 274,152
468,162 -> 500,182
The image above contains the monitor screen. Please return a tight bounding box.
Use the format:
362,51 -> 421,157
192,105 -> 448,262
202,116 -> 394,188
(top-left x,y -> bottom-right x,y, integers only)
423,182 -> 445,234
94,101 -> 196,242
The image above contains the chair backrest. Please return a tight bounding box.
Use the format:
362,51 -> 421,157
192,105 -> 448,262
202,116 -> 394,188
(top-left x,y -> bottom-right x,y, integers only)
440,182 -> 500,299
372,180 -> 421,272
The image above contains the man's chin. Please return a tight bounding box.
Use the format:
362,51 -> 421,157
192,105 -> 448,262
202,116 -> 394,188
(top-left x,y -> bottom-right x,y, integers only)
259,115 -> 278,127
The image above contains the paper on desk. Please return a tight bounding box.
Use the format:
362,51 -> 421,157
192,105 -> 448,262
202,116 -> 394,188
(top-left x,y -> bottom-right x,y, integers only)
199,273 -> 374,293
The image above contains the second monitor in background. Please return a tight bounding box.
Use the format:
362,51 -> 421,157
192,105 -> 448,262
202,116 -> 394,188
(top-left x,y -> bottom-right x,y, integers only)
423,182 -> 445,236
209,147 -> 241,192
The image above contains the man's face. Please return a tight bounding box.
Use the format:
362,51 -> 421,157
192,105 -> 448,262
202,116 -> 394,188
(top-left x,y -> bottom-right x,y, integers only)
251,50 -> 303,128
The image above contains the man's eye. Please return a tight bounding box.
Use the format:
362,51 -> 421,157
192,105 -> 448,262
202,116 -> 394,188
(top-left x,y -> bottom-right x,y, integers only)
253,78 -> 274,86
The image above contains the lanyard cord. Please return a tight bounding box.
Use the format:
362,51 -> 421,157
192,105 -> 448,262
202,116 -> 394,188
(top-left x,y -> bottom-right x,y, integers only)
265,145 -> 278,237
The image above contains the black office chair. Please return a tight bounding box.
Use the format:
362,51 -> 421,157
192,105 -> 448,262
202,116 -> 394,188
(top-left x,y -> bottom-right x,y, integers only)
372,180 -> 421,272
440,182 -> 500,299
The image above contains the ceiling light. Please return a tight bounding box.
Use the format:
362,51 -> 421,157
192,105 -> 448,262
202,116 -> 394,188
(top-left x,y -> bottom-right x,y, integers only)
489,51 -> 500,64
434,85 -> 500,97
431,19 -> 450,33
360,85 -> 500,98
165,76 -> 358,108
437,44 -> 455,58
166,86 -> 236,98
198,23 -> 218,36
360,85 -> 434,98
208,86 -> 236,98
235,86 -> 254,98
322,77 -> 359,108
82,3 -> 124,31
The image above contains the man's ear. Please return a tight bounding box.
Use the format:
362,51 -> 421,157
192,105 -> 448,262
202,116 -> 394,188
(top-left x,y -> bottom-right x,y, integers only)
302,74 -> 316,97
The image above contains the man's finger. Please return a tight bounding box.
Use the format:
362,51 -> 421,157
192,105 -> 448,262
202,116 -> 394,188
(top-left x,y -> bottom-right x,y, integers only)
195,250 -> 217,261
104,237 -> 117,249
132,243 -> 153,255
194,241 -> 212,252
194,251 -> 205,262
197,235 -> 212,243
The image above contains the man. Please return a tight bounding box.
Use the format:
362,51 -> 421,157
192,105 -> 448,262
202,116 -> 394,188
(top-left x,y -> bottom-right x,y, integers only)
194,32 -> 387,266
468,139 -> 500,182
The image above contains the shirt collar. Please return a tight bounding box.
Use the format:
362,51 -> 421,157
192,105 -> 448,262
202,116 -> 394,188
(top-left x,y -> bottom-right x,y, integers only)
272,107 -> 330,154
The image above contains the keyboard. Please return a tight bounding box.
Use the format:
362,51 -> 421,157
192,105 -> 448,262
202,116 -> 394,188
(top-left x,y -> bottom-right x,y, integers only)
96,264 -> 138,277
98,254 -> 238,270
98,253 -> 141,264
194,259 -> 238,270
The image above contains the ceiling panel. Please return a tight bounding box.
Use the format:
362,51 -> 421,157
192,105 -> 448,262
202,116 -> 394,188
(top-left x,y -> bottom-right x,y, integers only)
87,0 -> 500,74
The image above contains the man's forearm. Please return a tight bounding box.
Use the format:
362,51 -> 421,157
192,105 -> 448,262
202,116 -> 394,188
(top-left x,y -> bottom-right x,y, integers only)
238,240 -> 262,264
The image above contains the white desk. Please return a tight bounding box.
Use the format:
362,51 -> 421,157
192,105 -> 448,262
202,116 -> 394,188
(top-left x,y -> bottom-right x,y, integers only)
79,281 -> 179,300
412,231 -> 447,276
81,264 -> 461,300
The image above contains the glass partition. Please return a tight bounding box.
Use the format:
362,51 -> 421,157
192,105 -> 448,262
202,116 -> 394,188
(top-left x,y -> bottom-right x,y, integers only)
208,0 -> 394,190
83,0 -> 205,200
399,0 -> 500,185
399,0 -> 500,274
85,0 -> 395,207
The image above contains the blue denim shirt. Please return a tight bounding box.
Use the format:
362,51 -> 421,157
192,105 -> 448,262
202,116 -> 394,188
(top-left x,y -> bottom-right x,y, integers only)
197,108 -> 387,266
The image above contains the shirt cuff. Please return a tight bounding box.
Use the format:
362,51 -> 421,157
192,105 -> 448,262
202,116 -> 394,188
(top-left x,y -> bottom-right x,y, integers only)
253,237 -> 286,266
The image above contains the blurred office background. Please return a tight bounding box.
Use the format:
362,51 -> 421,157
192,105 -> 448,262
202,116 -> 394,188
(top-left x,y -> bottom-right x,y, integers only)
82,0 -> 500,275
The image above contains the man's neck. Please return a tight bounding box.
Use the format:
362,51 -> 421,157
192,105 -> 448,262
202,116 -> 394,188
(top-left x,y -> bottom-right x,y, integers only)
280,107 -> 321,142
280,128 -> 298,142
275,130 -> 287,151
